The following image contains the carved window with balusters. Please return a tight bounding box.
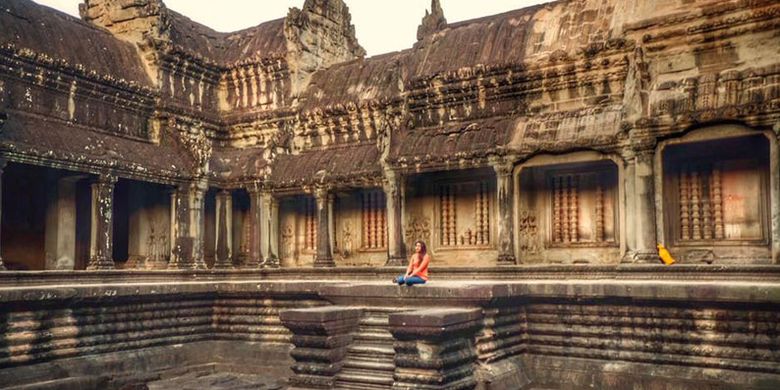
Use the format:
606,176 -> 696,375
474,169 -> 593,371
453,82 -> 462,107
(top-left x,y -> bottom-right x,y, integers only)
361,190 -> 387,250
546,164 -> 618,247
664,135 -> 770,246
438,180 -> 492,248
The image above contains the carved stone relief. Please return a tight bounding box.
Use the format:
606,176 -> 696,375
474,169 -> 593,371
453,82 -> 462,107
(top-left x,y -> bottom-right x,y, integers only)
517,209 -> 539,255
405,216 -> 431,250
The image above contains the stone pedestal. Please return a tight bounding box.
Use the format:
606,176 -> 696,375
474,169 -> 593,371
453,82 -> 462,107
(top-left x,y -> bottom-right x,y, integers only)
388,308 -> 483,389
385,170 -> 406,266
314,187 -> 335,267
280,306 -> 363,390
213,190 -> 233,269
87,174 -> 117,270
493,161 -> 517,265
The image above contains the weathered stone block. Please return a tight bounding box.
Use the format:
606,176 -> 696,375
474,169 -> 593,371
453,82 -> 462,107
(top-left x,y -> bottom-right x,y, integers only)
280,306 -> 363,390
389,308 -> 483,390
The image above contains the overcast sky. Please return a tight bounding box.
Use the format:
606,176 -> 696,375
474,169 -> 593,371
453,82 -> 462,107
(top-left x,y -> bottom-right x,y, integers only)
33,0 -> 547,56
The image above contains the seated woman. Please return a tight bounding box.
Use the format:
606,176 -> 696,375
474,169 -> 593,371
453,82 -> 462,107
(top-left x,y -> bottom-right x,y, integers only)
393,240 -> 430,286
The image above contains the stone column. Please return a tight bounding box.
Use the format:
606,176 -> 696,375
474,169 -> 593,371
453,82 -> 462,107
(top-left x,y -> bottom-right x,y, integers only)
44,176 -> 80,270
623,149 -> 658,263
494,161 -> 517,265
314,187 -> 335,267
384,170 -> 406,266
246,186 -> 263,268
263,192 -> 280,268
168,188 -> 177,266
169,181 -> 208,269
190,183 -> 207,269
0,158 -> 6,270
213,190 -> 233,269
388,308 -> 483,389
87,174 -> 117,270
279,306 -> 363,390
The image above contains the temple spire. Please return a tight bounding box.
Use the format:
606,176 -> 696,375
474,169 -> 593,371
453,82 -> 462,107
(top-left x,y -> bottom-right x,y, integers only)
417,0 -> 447,41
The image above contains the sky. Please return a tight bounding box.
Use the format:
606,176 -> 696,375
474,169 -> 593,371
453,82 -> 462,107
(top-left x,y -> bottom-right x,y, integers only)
33,0 -> 547,57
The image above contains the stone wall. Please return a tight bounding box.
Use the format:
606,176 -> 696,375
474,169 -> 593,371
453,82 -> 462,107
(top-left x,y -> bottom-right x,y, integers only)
3,276 -> 778,389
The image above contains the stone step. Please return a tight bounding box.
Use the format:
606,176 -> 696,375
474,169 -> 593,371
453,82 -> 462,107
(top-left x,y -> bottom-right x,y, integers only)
360,315 -> 390,327
342,356 -> 395,372
353,330 -> 393,343
335,367 -> 394,388
347,343 -> 395,357
335,382 -> 391,390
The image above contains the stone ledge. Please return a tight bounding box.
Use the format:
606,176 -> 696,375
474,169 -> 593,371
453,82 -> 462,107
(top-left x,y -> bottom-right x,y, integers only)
389,308 -> 482,328
2,280 -> 779,305
280,306 -> 363,323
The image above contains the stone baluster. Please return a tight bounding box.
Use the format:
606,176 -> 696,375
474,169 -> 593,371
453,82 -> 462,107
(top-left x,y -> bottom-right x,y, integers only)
493,161 -> 517,265
87,174 -> 117,270
214,190 -> 233,269
279,306 -> 363,390
385,170 -> 406,266
0,158 -> 6,270
388,308 -> 483,389
314,187 -> 335,267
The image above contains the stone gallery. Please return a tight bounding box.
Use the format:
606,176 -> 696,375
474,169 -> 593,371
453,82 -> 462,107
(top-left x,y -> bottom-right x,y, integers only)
0,0 -> 779,388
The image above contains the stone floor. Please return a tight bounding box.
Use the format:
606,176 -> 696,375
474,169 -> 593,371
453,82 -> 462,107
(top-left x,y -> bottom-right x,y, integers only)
145,372 -> 286,390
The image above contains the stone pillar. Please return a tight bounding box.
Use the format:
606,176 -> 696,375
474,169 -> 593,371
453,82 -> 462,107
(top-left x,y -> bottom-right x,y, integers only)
214,190 -> 233,269
44,176 -> 80,270
384,171 -> 406,266
191,183 -> 207,269
279,306 -> 363,390
314,187 -> 335,267
263,192 -> 280,268
169,181 -> 207,269
0,158 -> 6,270
246,186 -> 263,268
87,174 -> 117,270
168,188 -> 177,265
388,308 -> 483,389
623,149 -> 658,263
493,161 -> 517,265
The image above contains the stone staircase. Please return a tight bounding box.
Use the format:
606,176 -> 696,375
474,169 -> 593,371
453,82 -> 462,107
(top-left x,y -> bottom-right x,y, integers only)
334,308 -> 398,390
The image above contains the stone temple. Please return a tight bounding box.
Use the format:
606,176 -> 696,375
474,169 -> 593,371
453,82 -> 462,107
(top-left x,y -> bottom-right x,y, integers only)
0,0 -> 779,388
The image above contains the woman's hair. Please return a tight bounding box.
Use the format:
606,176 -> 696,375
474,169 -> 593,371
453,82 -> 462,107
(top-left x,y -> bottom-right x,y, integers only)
415,240 -> 427,258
